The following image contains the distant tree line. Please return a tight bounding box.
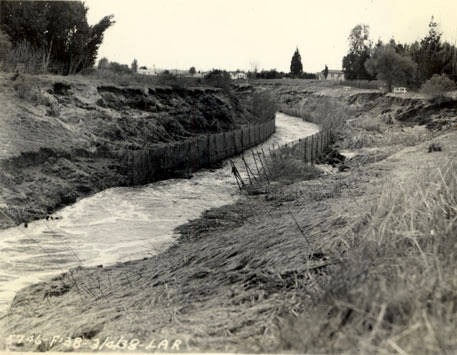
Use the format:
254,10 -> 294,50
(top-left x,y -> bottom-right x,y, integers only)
248,69 -> 316,80
342,17 -> 457,91
98,57 -> 139,74
0,1 -> 114,74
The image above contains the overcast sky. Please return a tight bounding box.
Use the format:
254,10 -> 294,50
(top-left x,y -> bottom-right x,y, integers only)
85,0 -> 457,73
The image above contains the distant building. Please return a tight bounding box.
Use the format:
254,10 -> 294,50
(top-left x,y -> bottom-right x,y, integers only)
138,66 -> 159,76
317,69 -> 345,81
230,72 -> 248,80
393,86 -> 408,94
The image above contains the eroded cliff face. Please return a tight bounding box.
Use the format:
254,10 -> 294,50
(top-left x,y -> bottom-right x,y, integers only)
261,80 -> 457,130
0,74 -> 261,228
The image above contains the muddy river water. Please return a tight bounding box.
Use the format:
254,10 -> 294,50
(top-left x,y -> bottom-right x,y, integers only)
0,112 -> 319,314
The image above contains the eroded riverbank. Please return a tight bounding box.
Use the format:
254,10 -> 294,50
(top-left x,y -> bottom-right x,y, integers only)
3,121 -> 455,352
0,112 -> 318,315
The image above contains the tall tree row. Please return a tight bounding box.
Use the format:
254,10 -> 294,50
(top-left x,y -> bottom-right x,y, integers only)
0,1 -> 114,74
343,17 -> 457,90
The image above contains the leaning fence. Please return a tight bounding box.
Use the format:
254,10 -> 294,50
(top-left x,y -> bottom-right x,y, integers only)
230,128 -> 334,190
120,118 -> 276,185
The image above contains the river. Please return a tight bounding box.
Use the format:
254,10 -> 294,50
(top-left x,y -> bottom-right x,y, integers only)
0,112 -> 319,314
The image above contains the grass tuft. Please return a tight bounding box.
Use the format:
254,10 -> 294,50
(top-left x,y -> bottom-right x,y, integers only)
266,154 -> 322,183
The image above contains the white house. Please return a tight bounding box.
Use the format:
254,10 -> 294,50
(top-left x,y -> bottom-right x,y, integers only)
230,72 -> 248,80
138,66 -> 159,76
393,87 -> 408,94
317,70 -> 345,81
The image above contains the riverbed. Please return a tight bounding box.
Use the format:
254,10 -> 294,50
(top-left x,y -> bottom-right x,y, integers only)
0,112 -> 318,314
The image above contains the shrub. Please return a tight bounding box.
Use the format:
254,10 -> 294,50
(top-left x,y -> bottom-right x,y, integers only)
251,91 -> 277,121
88,68 -> 201,88
156,71 -> 183,87
266,153 -> 322,183
4,40 -> 47,74
13,75 -> 46,103
353,116 -> 384,133
109,61 -> 132,75
421,74 -> 456,97
337,79 -> 381,90
0,30 -> 12,65
204,70 -> 232,92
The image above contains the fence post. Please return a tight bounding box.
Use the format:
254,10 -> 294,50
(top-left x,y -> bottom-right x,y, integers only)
303,137 -> 307,163
207,135 -> 211,164
224,132 -> 228,159
320,132 -> 323,157
323,131 -> 327,150
310,136 -> 313,164
195,137 -> 199,170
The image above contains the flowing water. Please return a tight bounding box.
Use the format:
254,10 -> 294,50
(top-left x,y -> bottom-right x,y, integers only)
0,112 -> 318,314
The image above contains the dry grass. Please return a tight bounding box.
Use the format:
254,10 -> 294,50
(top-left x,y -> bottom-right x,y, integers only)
341,127 -> 433,150
12,74 -> 46,104
353,116 -> 386,133
265,154 -> 322,183
87,69 -> 202,88
2,132 -> 456,353
340,115 -> 435,150
251,91 -> 277,122
278,159 -> 457,354
280,96 -> 357,132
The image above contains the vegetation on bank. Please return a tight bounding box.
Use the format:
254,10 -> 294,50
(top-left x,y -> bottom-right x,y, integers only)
2,96 -> 455,352
0,69 -> 277,229
281,156 -> 457,354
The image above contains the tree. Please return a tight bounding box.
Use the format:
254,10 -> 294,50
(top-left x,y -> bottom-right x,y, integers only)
417,16 -> 444,82
342,24 -> 374,80
421,73 -> 456,96
290,48 -> 303,77
98,57 -> 109,70
323,65 -> 329,79
204,69 -> 232,92
109,61 -> 131,74
0,1 -> 114,74
189,66 -> 196,75
131,58 -> 138,73
365,44 -> 417,92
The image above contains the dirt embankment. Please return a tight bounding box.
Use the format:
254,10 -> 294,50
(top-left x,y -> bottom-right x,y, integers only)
2,80 -> 456,353
0,74 -> 264,229
259,79 -> 457,130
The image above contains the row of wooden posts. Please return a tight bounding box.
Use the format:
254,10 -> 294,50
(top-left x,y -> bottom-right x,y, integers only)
121,118 -> 276,186
230,129 -> 333,189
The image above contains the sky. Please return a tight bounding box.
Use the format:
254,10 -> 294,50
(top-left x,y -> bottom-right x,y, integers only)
85,0 -> 457,73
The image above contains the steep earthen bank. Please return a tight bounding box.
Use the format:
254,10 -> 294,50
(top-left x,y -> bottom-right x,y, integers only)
259,79 -> 457,130
0,74 -> 271,229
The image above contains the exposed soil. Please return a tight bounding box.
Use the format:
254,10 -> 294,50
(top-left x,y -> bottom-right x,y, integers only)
0,73 -> 263,229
